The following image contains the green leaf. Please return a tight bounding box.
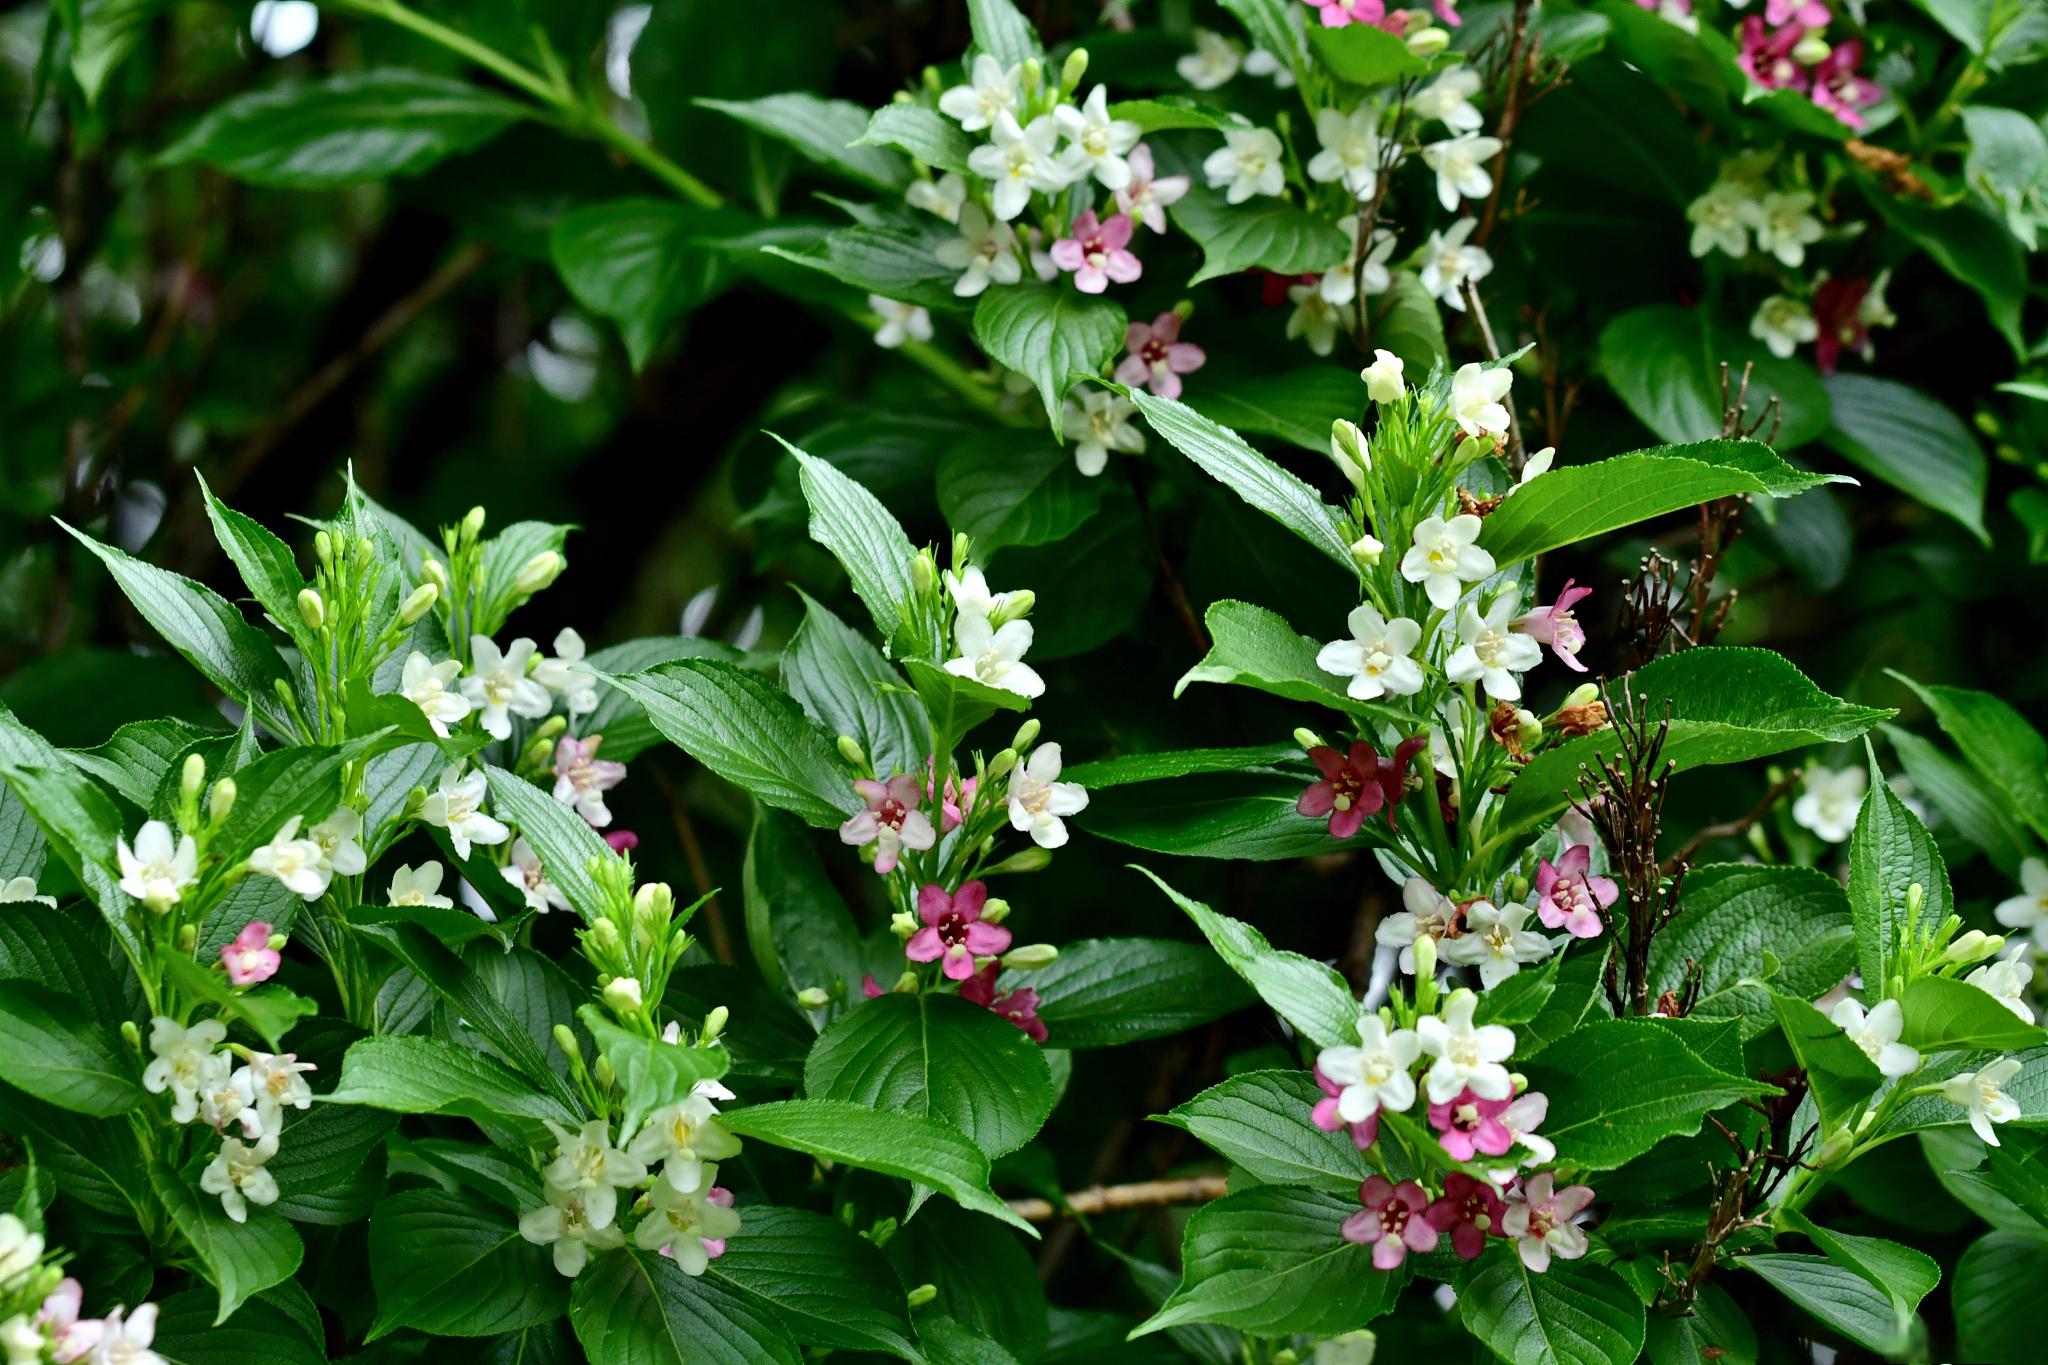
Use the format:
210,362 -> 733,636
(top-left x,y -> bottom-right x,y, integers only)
707,1204 -> 923,1360
0,981 -> 143,1116
1186,366 -> 1370,455
1871,1047 -> 2048,1142
1954,1228 -> 2048,1364
805,992 -> 1054,1159
600,659 -> 855,828
1134,1186 -> 1406,1338
1500,648 -> 1890,837
1125,389 -> 1354,574
0,707 -> 140,956
1647,864 -> 1855,1039
1847,747 -> 1949,1000
1157,1071 -> 1372,1191
1136,867 -> 1357,1049
1523,1018 -> 1775,1169
1856,179 -> 2026,358
1372,270 -> 1449,376
1781,1209 -> 1939,1350
1308,24 -> 1429,86
782,590 -> 928,780
1597,303 -> 1831,452
1220,0 -> 1307,81
742,803 -> 871,1013
859,104 -> 976,175
1026,937 -> 1257,1049
1770,992 -> 1882,1134
1644,1281 -> 1757,1365
966,0 -> 1041,68
159,954 -> 318,1054
972,285 -> 1125,433
265,1102 -> 395,1225
697,94 -> 908,192
152,1160 -> 304,1325
937,429 -> 1105,551
765,222 -> 964,313
158,70 -> 526,187
577,1004 -> 732,1141
718,1099 -> 1036,1236
147,1285 -> 328,1365
327,1034 -> 580,1147
1900,975 -> 2048,1052
1821,373 -> 1989,543
1735,1253 -> 1918,1355
367,1188 -> 569,1340
61,718 -> 228,809
1174,599 -> 1375,715
1061,744 -> 1301,789
1478,439 -> 1844,567
582,636 -> 751,763
196,472 -> 309,653
1082,772 -> 1363,861
784,438 -> 917,639
1891,674 -> 2048,845
573,1248 -> 801,1365
481,764 -> 617,921
1884,723 -> 2035,878
1167,186 -> 1348,286
1108,97 -> 1251,133
1457,1255 -> 1646,1365
902,658 -> 1030,750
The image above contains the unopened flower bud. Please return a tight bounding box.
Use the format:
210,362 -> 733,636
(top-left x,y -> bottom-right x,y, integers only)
1405,25 -> 1450,57
1328,419 -> 1369,492
911,550 -> 937,596
1413,932 -> 1438,981
1350,535 -> 1383,569
1002,943 -> 1058,970
702,1005 -> 728,1042
988,846 -> 1052,875
891,911 -> 918,940
181,752 -> 206,805
397,582 -> 438,626
1943,930 -> 2002,965
1562,683 -> 1600,711
907,1284 -> 938,1308
1020,58 -> 1042,93
1293,727 -> 1325,751
177,924 -> 197,954
460,505 -> 487,546
422,557 -> 451,595
987,748 -> 1018,781
267,932 -> 288,952
837,736 -> 867,769
1360,349 -> 1405,405
121,1019 -> 142,1049
1792,33 -> 1831,66
1906,883 -> 1925,917
1813,1127 -> 1854,1166
296,588 -> 326,630
592,1055 -> 615,1089
796,987 -> 831,1009
208,778 -> 237,826
515,551 -> 563,595
1060,48 -> 1088,94
1505,873 -> 1529,903
1011,719 -> 1040,753
892,970 -> 919,993
979,898 -> 1011,925
951,532 -> 972,569
553,1024 -> 581,1061
634,882 -> 675,926
995,589 -> 1035,624
314,530 -> 334,566
602,976 -> 644,1015
591,917 -> 621,947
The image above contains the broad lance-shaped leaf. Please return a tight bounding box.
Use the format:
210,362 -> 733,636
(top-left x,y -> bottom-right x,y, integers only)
1167,187 -> 1348,286
1175,599 -> 1398,720
695,94 -> 909,192
573,1247 -> 801,1365
1899,975 -> 2048,1052
1735,1253 -> 1924,1356
1081,770 -> 1371,862
1187,366 -> 1371,455
1823,373 -> 1989,545
482,764 -> 616,921
937,429 -> 1105,552
1135,867 -> 1358,1049
1478,439 -> 1847,567
781,590 -> 928,781
1062,743 -> 1301,789
367,1189 -> 567,1341
781,438 -> 917,641
0,982 -> 145,1116
1647,863 -> 1855,1039
1522,1018 -> 1777,1169
327,1034 -> 580,1147
973,284 -> 1125,433
1125,389 -> 1356,574
1025,937 -> 1258,1049
1779,1208 -> 1939,1352
1500,648 -> 1890,836
1157,1072 -> 1372,1192
857,104 -> 974,175
1889,672 -> 2048,845
598,659 -> 858,829
966,0 -> 1042,68
1770,991 -> 1881,1134
705,1205 -> 921,1360
152,1161 -> 304,1325
0,702 -> 144,959
578,1005 -> 733,1141
1847,742 -> 1948,998
1456,1255 -> 1646,1365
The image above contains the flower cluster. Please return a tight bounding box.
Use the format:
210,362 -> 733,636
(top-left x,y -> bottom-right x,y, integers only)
1,1215 -> 166,1365
1731,2 -> 1881,129
141,1015 -> 316,1222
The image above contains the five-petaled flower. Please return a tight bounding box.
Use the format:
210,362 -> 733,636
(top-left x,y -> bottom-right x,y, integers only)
1202,127 -> 1286,203
117,819 -> 198,913
1446,598 -> 1544,702
1501,1172 -> 1594,1271
1513,580 -> 1593,670
1994,857 -> 2048,940
1114,144 -> 1188,233
396,651 -> 471,737
1378,876 -> 1457,974
1428,1087 -> 1515,1161
462,635 -> 552,741
1942,1056 -> 2024,1146
1317,1013 -> 1422,1125
1296,743 -> 1388,839
1401,514 -> 1495,610
1342,1177 -> 1439,1269
1055,86 -> 1142,189
936,203 -> 1023,298
1533,844 -> 1617,939
1311,1065 -> 1382,1149
961,963 -> 1050,1042
221,921 -> 281,987
1316,604 -> 1424,701
1444,900 -> 1554,988
839,774 -> 937,875
553,734 -> 628,827
1050,210 -> 1143,294
1831,997 -> 1921,1078
905,881 -> 1012,980
423,764 -> 509,860
1007,743 -> 1089,849
1417,989 -> 1516,1104
1115,312 -> 1206,398
1791,764 -> 1866,844
1427,1172 -> 1506,1261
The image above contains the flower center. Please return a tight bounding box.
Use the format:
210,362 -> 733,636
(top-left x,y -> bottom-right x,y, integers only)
936,912 -> 971,948
1448,1035 -> 1482,1067
876,798 -> 909,832
1376,1197 -> 1411,1237
1452,1103 -> 1482,1133
1327,767 -> 1365,812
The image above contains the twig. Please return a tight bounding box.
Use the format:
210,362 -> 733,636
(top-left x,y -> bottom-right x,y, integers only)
648,761 -> 736,965
1663,768 -> 1801,875
1008,1175 -> 1231,1224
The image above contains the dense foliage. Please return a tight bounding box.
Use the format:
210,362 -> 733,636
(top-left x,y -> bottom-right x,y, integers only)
3,1 -> 2047,1363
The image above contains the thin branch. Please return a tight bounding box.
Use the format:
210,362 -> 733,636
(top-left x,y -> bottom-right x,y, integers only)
1663,769 -> 1800,875
1008,1175 -> 1231,1224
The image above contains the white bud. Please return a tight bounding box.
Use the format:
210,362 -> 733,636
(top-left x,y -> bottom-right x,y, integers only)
796,987 -> 831,1009
514,551 -> 563,595
1001,943 -> 1059,970
1328,419 -> 1369,492
602,976 -> 644,1015
1360,349 -> 1406,405
1350,535 -> 1383,569
296,588 -> 325,630
397,582 -> 438,626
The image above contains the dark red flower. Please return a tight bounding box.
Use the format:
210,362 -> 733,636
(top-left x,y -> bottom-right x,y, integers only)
960,964 -> 1049,1043
1425,1172 -> 1507,1260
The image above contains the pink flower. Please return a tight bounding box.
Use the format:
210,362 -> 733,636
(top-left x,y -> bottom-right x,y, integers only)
1428,1086 -> 1515,1161
1114,313 -> 1206,399
904,881 -> 1011,980
1512,579 -> 1593,671
838,775 -> 937,875
1298,743 -> 1388,839
960,963 -> 1049,1042
1113,144 -> 1188,234
604,829 -> 640,855
861,974 -> 884,999
1812,274 -> 1872,374
1811,40 -> 1881,130
1426,1172 -> 1505,1260
222,921 -> 280,986
1737,18 -> 1809,92
927,762 -> 977,834
1533,844 -> 1617,939
1374,737 -> 1429,828
1764,0 -> 1828,25
1050,211 -> 1142,294
1311,1065 -> 1381,1149
1434,0 -> 1464,24
39,1278 -> 102,1364
1341,1176 -> 1439,1269
553,734 -> 628,827
1303,0 -> 1389,29
701,1186 -> 734,1259
1501,1172 -> 1595,1271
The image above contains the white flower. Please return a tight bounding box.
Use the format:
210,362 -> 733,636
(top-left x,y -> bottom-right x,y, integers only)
0,1313 -> 42,1365
1501,1172 -> 1593,1272
308,807 -> 367,878
1417,217 -> 1492,310
1177,28 -> 1242,89
461,636 -> 552,741
1996,858 -> 2048,937
1520,447 -> 1554,483
626,1091 -> 743,1194
199,1134 -> 279,1224
543,1118 -> 649,1231
1318,222 -> 1396,308
938,54 -> 1022,132
1007,742 -> 1089,849
1400,514 -> 1496,611
968,112 -> 1074,220
1421,133 -> 1502,212
116,820 -> 198,912
1495,1089 -> 1555,1169
503,836 -> 571,914
1377,877 -> 1455,975
1750,294 -> 1817,360
532,627 -> 599,718
1316,1014 -> 1421,1122
1055,86 -> 1141,190
1062,389 -> 1145,476
945,613 -> 1044,698
0,876 -> 55,908
82,1302 -> 164,1365
1316,603 -> 1424,701
1450,362 -> 1513,441
194,1065 -> 262,1140
1791,764 -> 1865,844
386,861 -> 453,908
944,564 -> 1014,623
1361,349 -> 1405,404
519,1186 -> 624,1278
0,1212 -> 44,1287
1415,989 -> 1516,1103
1307,105 -> 1381,199
935,203 -> 1023,298
1202,127 -> 1286,204
246,816 -> 332,900
1942,1056 -> 2025,1147
1686,178 -> 1755,259
905,172 -> 968,223
1830,997 -> 1920,1078
240,1051 -> 316,1130
396,651 -> 471,737
421,764 -> 509,859
1743,189 -> 1824,268
1966,948 -> 2037,1025
1412,68 -> 1483,132
1859,270 -> 1897,330
1242,46 -> 1295,89
630,1174 -> 744,1274
1443,900 -> 1555,988
143,1017 -> 229,1124
869,295 -> 934,349
1446,599 -> 1544,702
1285,285 -> 1343,356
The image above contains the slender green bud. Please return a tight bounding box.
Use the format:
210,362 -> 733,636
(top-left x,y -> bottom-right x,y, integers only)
535,715 -> 568,742
121,1019 -> 142,1049
422,557 -> 451,595
181,753 -> 206,806
553,1024 -> 581,1061
1906,883 -> 1925,917
1020,57 -> 1042,93
1329,419 -> 1369,492
907,1284 -> 938,1309
1514,708 -> 1543,751
995,589 -> 1035,624
208,778 -> 237,826
951,531 -> 972,569
591,917 -> 621,947
1561,682 -> 1601,711
1060,47 -> 1088,94
702,1005 -> 729,1042
892,970 -> 919,993
635,882 -> 675,927
314,530 -> 334,567
403,785 -> 428,817
266,932 -> 288,951
1813,1127 -> 1854,1166
911,550 -> 937,596
1172,298 -> 1195,322
796,987 -> 832,1009
987,847 -> 1052,875
1011,719 -> 1041,752
986,748 -> 1018,781
177,924 -> 197,954
592,1055 -> 615,1089
1001,943 -> 1058,970
515,550 -> 563,595
397,582 -> 439,626
1294,727 -> 1325,751
460,505 -> 487,546
1406,25 -> 1450,57
297,588 -> 325,630
979,898 -> 1011,925
837,735 -> 868,769
1350,535 -> 1383,570
1943,930 -> 2002,965
602,976 -> 645,1015
1505,873 -> 1530,903
1413,933 -> 1439,982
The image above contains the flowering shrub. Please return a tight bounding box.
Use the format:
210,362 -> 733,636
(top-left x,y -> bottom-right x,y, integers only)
4,0 -> 2048,1363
